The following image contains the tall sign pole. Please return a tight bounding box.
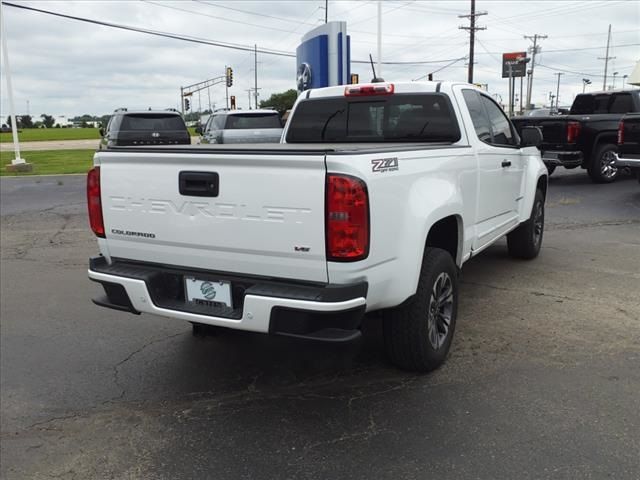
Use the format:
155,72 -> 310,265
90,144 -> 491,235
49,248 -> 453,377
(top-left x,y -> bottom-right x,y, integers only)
1,4 -> 26,168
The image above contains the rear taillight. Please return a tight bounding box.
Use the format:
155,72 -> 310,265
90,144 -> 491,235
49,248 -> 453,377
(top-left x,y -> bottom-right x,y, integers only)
344,83 -> 394,97
87,166 -> 105,237
618,120 -> 624,144
567,121 -> 581,143
326,174 -> 369,261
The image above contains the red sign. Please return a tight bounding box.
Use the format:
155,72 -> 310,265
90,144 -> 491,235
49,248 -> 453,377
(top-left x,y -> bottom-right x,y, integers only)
502,52 -> 527,78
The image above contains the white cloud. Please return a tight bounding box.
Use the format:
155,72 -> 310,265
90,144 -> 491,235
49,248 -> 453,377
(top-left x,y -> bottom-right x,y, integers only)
1,0 -> 638,117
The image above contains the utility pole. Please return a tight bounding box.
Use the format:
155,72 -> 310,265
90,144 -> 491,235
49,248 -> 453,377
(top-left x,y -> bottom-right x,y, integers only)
246,89 -> 253,110
524,33 -> 547,110
325,0 -> 328,23
254,44 -> 259,109
180,86 -> 184,115
598,24 -> 615,91
554,72 -> 564,112
458,0 -> 487,84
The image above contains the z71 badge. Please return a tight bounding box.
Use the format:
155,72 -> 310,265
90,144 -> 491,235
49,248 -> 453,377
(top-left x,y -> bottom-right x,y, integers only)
371,157 -> 399,173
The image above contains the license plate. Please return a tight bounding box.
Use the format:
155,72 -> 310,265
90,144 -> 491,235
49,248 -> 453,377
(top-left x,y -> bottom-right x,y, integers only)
184,277 -> 233,308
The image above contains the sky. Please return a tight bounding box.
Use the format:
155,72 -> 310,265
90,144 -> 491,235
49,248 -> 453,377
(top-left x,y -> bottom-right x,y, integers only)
1,0 -> 638,118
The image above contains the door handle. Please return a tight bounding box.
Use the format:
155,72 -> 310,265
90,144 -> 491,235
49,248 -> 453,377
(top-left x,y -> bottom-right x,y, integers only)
179,171 -> 219,197
501,160 -> 512,168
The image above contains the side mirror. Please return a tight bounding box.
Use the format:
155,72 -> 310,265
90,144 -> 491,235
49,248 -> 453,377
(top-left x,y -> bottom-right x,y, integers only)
195,125 -> 202,135
521,126 -> 543,148
99,127 -> 105,136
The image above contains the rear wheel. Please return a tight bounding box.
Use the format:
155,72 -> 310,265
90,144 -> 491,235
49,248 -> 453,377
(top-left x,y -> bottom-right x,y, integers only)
588,143 -> 618,183
507,189 -> 545,260
383,248 -> 458,372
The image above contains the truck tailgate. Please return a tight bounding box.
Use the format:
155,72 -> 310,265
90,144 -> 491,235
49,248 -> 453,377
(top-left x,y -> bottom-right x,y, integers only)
513,117 -> 567,144
97,151 -> 328,282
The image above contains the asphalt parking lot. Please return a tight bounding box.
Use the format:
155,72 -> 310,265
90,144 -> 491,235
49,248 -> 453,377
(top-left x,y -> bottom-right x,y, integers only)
1,169 -> 639,479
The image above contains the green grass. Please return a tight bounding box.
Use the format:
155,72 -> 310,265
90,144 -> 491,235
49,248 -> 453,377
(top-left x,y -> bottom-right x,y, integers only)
0,128 -> 101,143
188,127 -> 199,136
1,149 -> 95,176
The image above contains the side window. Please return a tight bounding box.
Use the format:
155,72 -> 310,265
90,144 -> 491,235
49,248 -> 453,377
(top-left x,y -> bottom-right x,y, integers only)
214,115 -> 226,130
479,95 -> 517,146
106,116 -> 117,134
462,89 -> 492,143
609,94 -> 633,114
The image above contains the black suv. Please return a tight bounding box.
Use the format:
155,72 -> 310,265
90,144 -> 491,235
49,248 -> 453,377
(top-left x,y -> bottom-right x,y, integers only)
100,108 -> 190,149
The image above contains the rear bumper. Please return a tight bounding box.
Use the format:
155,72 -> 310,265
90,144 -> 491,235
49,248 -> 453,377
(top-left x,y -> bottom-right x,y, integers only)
88,257 -> 367,342
541,150 -> 583,168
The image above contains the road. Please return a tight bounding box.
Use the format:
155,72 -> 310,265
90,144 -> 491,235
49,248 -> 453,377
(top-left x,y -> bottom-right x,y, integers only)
1,169 -> 639,479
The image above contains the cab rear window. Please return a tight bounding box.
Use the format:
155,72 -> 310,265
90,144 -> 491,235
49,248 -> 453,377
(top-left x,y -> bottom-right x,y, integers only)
286,93 -> 461,143
224,114 -> 282,129
120,114 -> 187,131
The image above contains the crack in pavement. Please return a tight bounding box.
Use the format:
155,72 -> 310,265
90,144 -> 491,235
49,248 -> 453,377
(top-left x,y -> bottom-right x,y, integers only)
109,332 -> 186,402
460,281 -> 580,302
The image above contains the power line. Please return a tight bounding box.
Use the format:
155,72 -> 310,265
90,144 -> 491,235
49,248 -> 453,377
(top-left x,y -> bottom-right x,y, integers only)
142,0 -> 300,34
192,0 -> 315,26
411,56 -> 469,81
2,1 -> 296,57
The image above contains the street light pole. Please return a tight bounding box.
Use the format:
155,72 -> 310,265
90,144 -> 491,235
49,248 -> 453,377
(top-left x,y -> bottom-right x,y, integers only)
1,4 -> 26,168
612,72 -> 619,89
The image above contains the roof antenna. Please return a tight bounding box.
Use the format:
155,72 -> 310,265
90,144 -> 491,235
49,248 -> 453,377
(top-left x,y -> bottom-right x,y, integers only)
369,54 -> 384,83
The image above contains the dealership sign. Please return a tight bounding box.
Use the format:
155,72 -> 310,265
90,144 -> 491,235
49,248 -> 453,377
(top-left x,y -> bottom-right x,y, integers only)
502,52 -> 527,78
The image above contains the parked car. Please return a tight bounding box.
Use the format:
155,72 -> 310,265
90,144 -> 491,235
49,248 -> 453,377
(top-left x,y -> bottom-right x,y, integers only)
87,82 -> 547,372
199,109 -> 283,144
512,89 -> 640,182
527,108 -> 553,117
1,124 -> 12,133
99,108 -> 190,149
616,112 -> 640,182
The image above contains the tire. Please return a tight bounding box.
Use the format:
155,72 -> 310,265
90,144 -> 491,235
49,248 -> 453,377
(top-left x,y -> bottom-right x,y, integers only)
587,143 -> 619,183
546,165 -> 556,176
383,248 -> 458,372
191,322 -> 223,337
507,189 -> 545,260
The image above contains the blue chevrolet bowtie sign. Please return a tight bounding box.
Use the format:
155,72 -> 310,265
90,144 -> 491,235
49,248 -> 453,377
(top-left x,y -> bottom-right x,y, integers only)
296,21 -> 350,92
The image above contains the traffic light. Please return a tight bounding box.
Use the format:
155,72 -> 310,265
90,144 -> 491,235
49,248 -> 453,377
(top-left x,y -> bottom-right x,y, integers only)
350,73 -> 359,84
230,95 -> 236,110
184,98 -> 190,111
428,73 -> 433,81
226,67 -> 233,87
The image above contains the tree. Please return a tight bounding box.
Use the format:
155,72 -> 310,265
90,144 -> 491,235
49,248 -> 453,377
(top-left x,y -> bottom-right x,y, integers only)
40,114 -> 55,128
260,89 -> 298,115
19,115 -> 33,128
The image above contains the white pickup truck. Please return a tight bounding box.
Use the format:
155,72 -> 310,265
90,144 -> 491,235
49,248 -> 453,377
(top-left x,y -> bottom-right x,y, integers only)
88,82 -> 547,372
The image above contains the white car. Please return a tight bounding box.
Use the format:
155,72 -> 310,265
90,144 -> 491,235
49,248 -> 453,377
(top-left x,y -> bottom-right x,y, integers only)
199,109 -> 283,144
87,81 -> 547,372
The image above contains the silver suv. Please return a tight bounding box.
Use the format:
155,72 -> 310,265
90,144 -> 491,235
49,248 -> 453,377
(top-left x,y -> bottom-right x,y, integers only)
200,109 -> 283,144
